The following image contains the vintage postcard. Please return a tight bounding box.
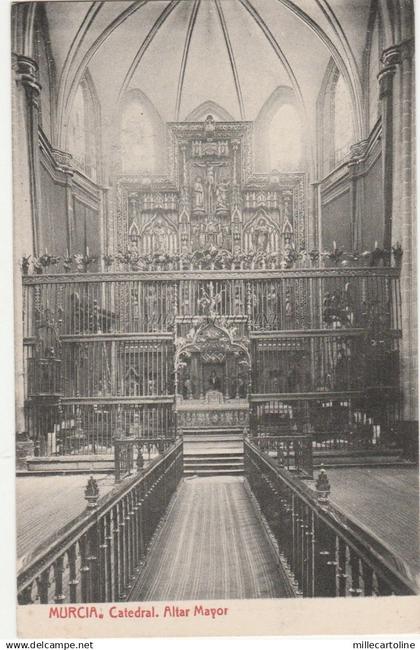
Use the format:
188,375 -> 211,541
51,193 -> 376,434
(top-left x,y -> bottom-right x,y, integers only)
12,0 -> 419,637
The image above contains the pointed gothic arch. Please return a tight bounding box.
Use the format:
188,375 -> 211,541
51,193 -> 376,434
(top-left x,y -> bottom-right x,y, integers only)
243,208 -> 281,253
254,86 -> 304,172
66,69 -> 102,182
33,5 -> 57,145
140,214 -> 177,255
184,101 -> 235,122
317,59 -> 355,176
118,88 -> 164,174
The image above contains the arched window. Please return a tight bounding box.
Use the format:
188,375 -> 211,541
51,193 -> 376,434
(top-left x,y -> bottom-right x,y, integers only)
318,61 -> 355,175
367,15 -> 382,132
120,92 -> 162,174
185,101 -> 235,122
334,75 -> 353,163
255,86 -> 304,172
33,8 -> 56,143
268,103 -> 302,171
67,75 -> 99,181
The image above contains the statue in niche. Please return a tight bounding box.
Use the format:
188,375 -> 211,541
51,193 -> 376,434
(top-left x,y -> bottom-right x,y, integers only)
206,219 -> 219,246
237,375 -> 247,399
217,224 -> 224,247
215,179 -> 230,215
128,195 -> 138,221
183,375 -> 193,400
285,289 -> 293,318
198,287 -> 211,315
195,161 -> 225,215
204,114 -> 216,138
145,285 -> 157,320
208,370 -> 221,392
198,285 -> 223,317
193,176 -> 205,212
151,218 -> 170,253
234,288 -> 243,315
253,217 -> 271,252
181,233 -> 189,253
207,165 -> 216,214
199,223 -> 206,248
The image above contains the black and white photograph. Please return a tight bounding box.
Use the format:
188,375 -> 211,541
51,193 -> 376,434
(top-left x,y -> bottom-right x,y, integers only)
11,0 -> 418,637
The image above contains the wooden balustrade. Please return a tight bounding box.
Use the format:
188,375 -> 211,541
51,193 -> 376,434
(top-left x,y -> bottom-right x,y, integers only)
17,440 -> 183,604
244,439 -> 417,597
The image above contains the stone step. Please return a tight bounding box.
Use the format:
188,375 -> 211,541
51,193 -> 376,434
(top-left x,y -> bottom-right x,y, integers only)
184,467 -> 244,476
313,456 -> 415,468
26,456 -> 115,473
183,435 -> 243,442
182,428 -> 244,436
184,439 -> 243,447
184,457 -> 244,465
184,448 -> 243,456
184,456 -> 244,466
184,450 -> 244,457
184,438 -> 244,442
313,447 -> 403,457
183,426 -> 244,476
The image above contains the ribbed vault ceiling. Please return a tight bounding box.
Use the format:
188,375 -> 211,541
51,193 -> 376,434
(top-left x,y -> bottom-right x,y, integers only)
44,0 -> 372,142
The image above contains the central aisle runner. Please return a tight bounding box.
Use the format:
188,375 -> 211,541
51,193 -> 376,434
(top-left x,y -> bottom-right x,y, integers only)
130,476 -> 292,601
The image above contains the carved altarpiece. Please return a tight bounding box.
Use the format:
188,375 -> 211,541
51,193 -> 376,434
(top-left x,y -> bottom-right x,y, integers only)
111,116 -> 307,429
113,116 -> 307,257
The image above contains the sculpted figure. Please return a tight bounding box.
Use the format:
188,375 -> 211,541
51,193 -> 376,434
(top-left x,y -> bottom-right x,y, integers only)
193,176 -> 205,211
152,219 -> 169,252
253,218 -> 271,252
215,179 -> 229,212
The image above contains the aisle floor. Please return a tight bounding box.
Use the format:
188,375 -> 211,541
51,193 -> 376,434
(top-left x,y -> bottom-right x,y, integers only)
130,476 -> 292,601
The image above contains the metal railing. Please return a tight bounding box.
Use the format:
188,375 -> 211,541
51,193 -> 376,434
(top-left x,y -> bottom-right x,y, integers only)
17,439 -> 183,604
312,428 -> 399,451
114,436 -> 177,482
21,267 -> 402,457
22,267 -> 401,336
26,401 -> 175,457
244,439 -> 417,597
250,434 -> 313,477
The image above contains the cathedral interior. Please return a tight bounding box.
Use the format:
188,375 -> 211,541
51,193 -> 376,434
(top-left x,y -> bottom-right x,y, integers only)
12,0 -> 419,606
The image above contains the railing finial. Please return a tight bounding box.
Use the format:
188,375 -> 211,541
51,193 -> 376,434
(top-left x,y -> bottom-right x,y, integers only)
315,465 -> 331,504
84,475 -> 99,510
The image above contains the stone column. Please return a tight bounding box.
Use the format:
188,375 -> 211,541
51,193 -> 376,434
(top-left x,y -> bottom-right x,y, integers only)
52,148 -> 74,254
12,55 -> 41,455
396,40 -> 417,420
13,55 -> 42,254
224,356 -> 230,400
348,139 -> 369,251
310,181 -> 321,253
378,47 -> 401,251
